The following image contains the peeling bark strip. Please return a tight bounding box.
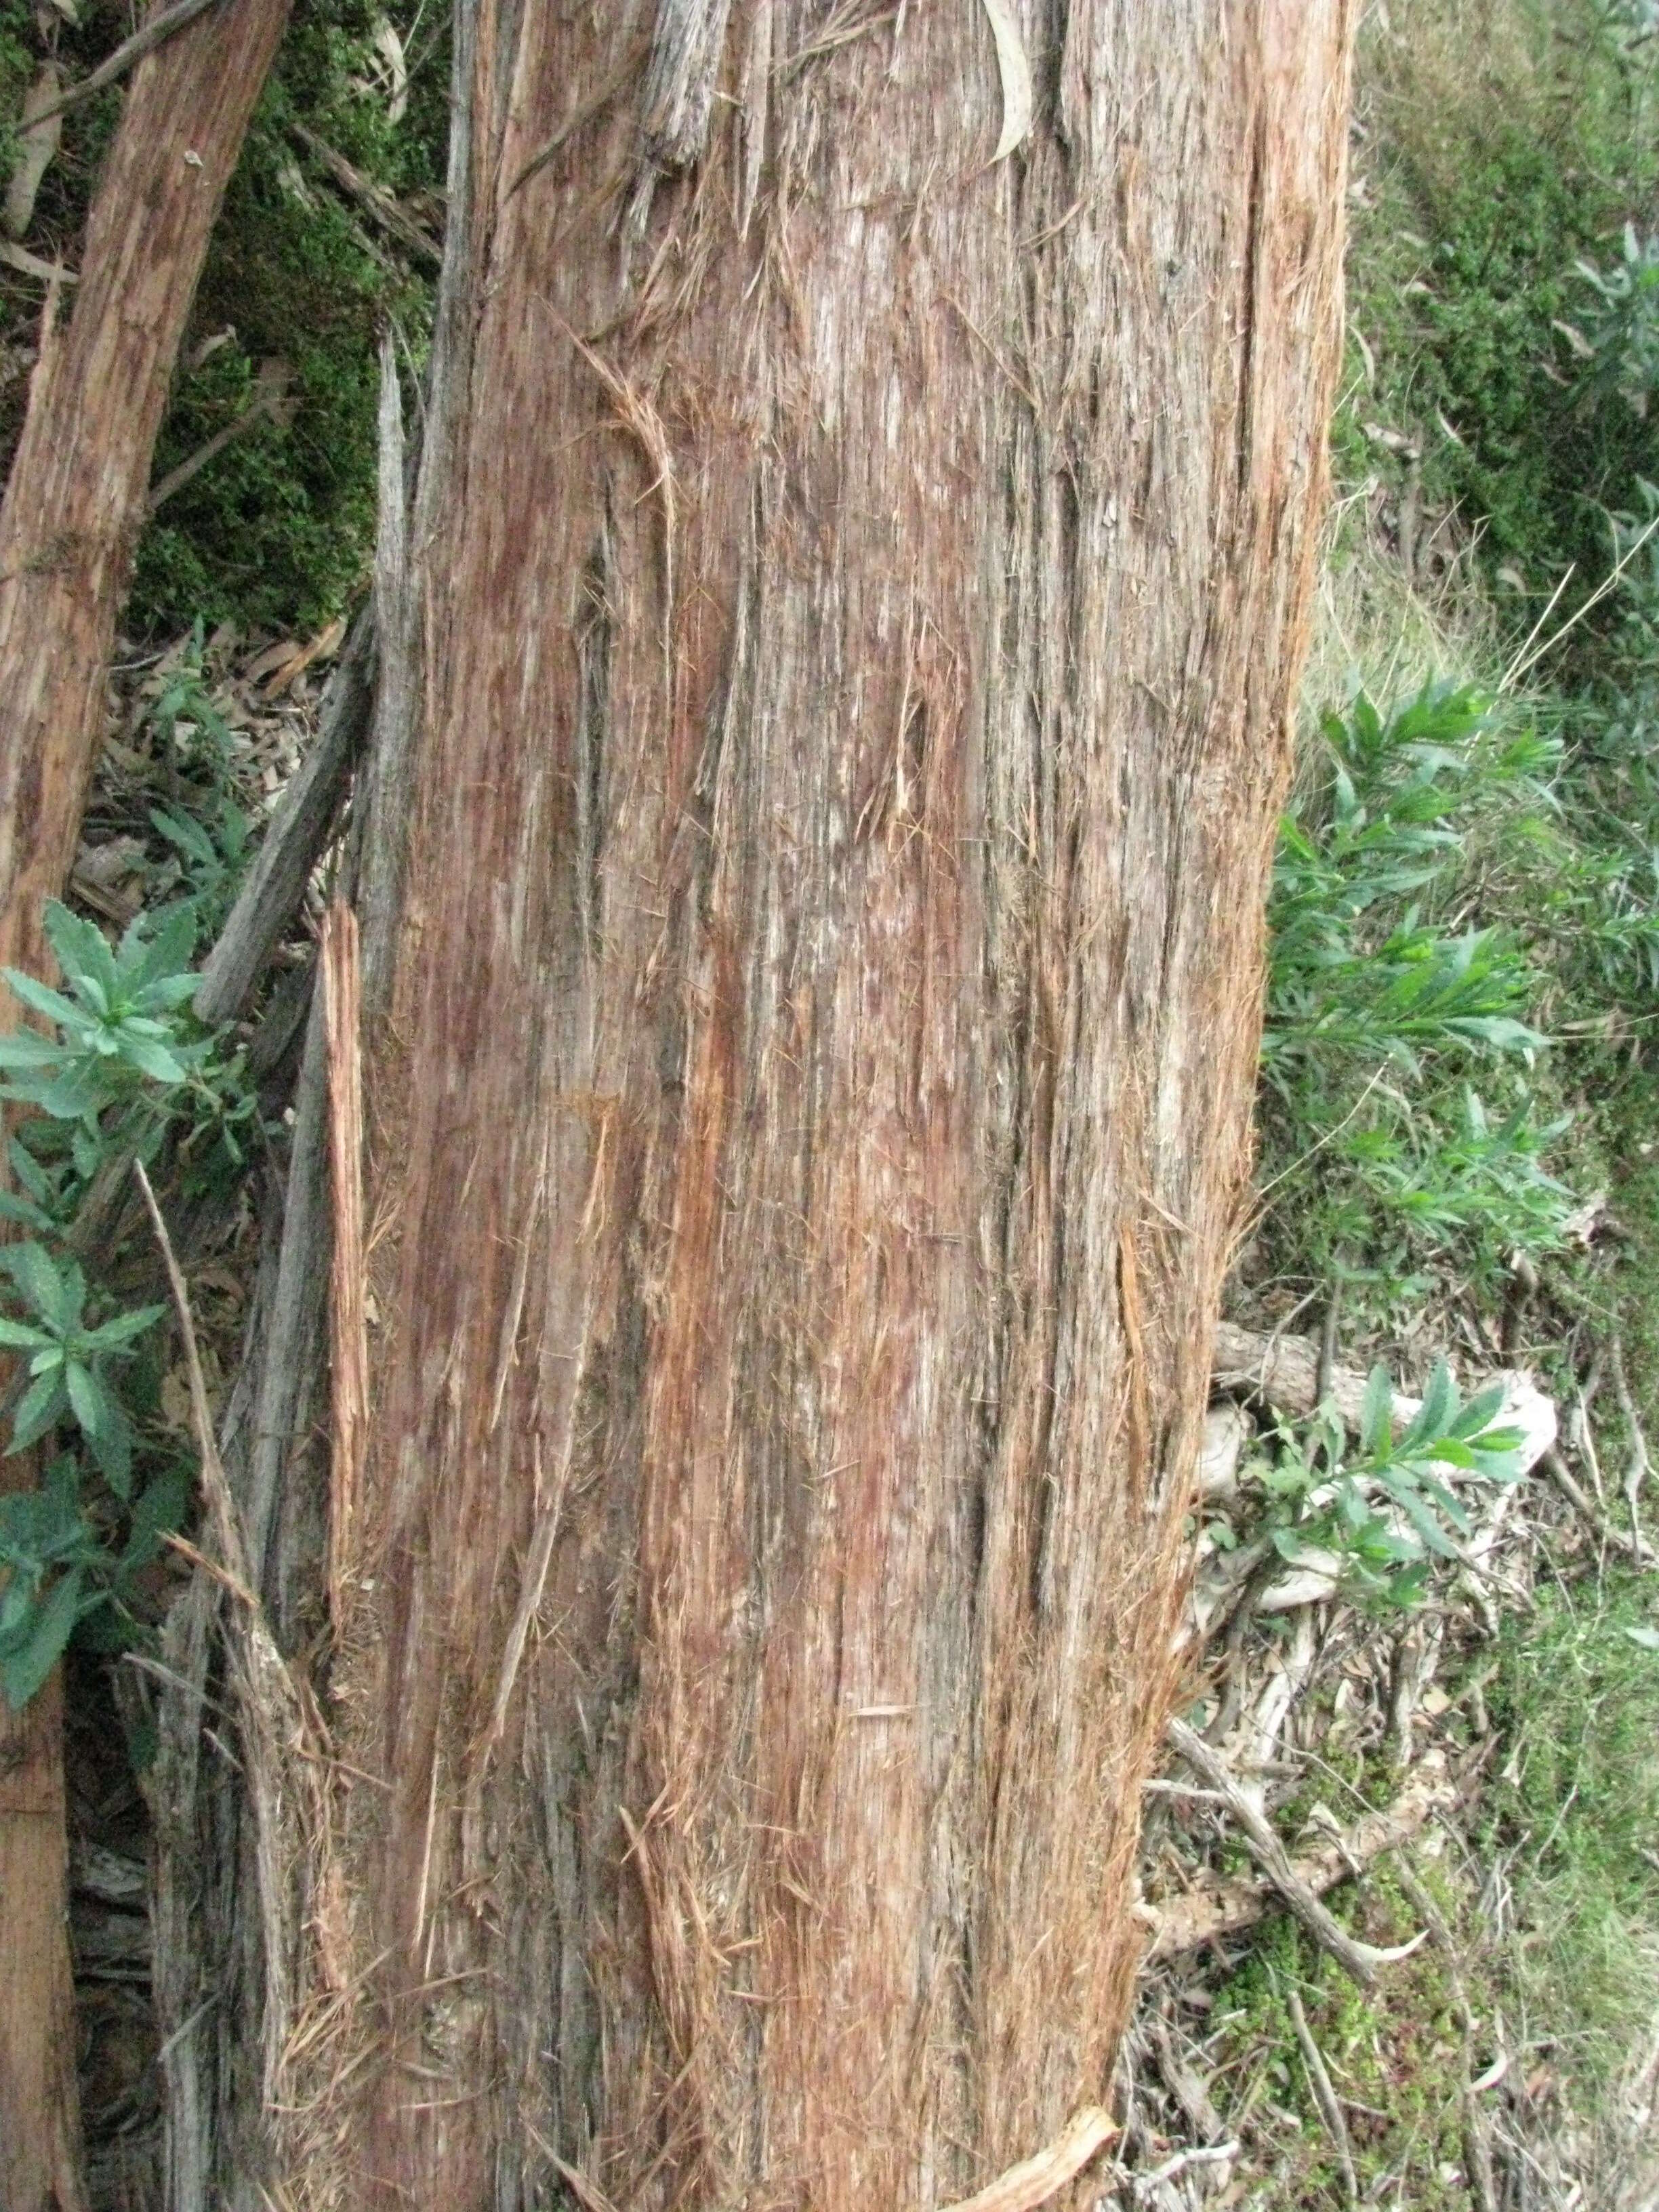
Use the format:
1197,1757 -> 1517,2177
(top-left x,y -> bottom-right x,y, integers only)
323,901 -> 367,1631
250,3 -> 1355,2205
0,5 -> 291,2207
641,0 -> 735,168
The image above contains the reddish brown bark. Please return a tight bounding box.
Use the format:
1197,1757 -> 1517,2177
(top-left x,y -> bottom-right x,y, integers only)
0,4 -> 291,2205
230,3 -> 1355,2205
0,1668 -> 80,2212
0,0 -> 291,987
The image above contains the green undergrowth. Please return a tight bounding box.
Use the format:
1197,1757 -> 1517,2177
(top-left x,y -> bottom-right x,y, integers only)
1345,0 -> 1659,605
131,1 -> 449,634
1208,1572 -> 1659,2209
1485,1563 -> 1659,2093
1237,0 -> 1659,2190
0,0 -> 447,640
1212,1887 -> 1472,2209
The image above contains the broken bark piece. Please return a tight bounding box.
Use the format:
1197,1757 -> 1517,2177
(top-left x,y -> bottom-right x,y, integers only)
1199,1401 -> 1252,1500
4,66 -> 62,240
192,607 -> 372,1026
939,2108 -> 1118,2212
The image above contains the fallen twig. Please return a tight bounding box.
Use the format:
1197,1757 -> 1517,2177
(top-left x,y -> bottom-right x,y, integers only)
1286,1982 -> 1358,2202
939,2108 -> 1117,2212
146,359 -> 295,514
134,1159 -> 326,2103
0,238 -> 75,285
1146,1750 -> 1450,1959
28,0 -> 222,125
1610,1335 -> 1652,1550
1542,1447 -> 1653,1563
1130,2139 -> 1240,2200
1210,1324 -> 1556,1480
1163,1719 -> 1427,1985
289,121 -> 441,266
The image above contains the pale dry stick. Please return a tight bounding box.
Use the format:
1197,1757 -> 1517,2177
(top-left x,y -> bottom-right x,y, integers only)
147,359 -> 294,514
1500,512 -> 1659,693
1392,1862 -> 1500,2212
1130,2141 -> 1240,2200
28,0 -> 222,123
321,899 -> 367,1633
938,2108 -> 1118,2212
1286,1982 -> 1358,2203
289,121 -> 441,266
1461,2100 -> 1500,2212
1164,1718 -> 1427,1986
1146,1752 -> 1452,1959
1541,1448 -> 1654,1563
1578,1390 -> 1607,1506
0,237 -> 76,284
1609,1335 -> 1652,1551
134,1161 -> 252,1590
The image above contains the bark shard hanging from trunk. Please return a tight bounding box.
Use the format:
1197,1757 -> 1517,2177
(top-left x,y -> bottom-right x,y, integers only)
179,3 -> 1356,2206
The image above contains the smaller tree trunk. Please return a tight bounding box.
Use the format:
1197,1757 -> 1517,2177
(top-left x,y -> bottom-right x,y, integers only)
0,1670 -> 81,2212
0,3 -> 291,2203
0,0 -> 293,989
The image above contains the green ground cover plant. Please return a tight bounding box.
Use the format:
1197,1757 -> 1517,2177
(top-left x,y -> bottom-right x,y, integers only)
1213,5 -> 1659,2193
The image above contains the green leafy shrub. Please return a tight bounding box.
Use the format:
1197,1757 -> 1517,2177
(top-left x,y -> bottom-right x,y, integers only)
1247,1358 -> 1528,1608
1259,684 -> 1572,1313
1351,3 -> 1659,608
0,886 -> 260,1708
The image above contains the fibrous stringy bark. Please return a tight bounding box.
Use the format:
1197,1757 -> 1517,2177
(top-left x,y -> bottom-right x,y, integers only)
173,3 -> 1356,2207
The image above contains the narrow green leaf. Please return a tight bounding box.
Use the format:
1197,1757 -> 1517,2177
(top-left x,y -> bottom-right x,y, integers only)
1,1568 -> 83,1709
63,1361 -> 103,1439
9,1369 -> 65,1452
84,1305 -> 165,1351
1359,1364 -> 1394,1453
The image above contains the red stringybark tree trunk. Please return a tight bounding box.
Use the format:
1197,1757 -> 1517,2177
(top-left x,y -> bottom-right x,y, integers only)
178,1 -> 1355,2203
0,5 -> 290,2205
